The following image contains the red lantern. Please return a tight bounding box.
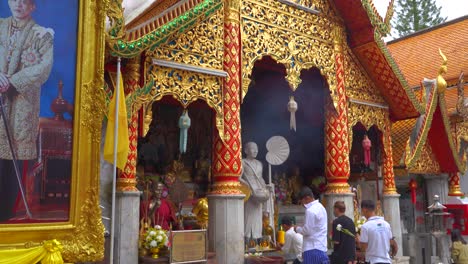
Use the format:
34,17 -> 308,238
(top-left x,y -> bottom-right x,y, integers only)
409,179 -> 417,204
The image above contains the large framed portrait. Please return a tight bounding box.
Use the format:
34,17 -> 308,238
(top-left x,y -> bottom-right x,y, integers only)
0,0 -> 106,261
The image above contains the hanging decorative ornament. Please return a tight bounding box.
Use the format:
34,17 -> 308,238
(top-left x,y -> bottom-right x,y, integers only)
287,96 -> 298,131
178,109 -> 191,154
408,178 -> 417,204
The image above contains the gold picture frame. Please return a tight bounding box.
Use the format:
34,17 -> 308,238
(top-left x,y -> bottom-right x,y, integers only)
0,0 -> 106,262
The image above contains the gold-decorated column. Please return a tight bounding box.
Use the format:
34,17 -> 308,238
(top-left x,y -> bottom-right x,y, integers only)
382,126 -> 397,195
382,124 -> 403,257
118,56 -> 140,192
208,1 -> 245,263
210,0 -> 242,195
324,28 -> 351,194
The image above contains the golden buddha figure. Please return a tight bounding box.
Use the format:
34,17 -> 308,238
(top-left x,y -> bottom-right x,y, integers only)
192,197 -> 209,229
262,212 -> 274,248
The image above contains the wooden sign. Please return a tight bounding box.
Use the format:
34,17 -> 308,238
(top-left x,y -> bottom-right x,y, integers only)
170,230 -> 207,263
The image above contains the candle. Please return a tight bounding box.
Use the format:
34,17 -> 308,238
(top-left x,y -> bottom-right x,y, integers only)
278,228 -> 285,245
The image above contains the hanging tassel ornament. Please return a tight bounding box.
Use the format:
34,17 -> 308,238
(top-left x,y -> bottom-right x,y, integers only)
287,96 -> 298,131
178,109 -> 191,154
408,178 -> 417,205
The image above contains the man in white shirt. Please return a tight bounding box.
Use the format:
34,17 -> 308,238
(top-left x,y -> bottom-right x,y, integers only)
359,200 -> 392,264
278,216 -> 303,263
294,187 -> 329,264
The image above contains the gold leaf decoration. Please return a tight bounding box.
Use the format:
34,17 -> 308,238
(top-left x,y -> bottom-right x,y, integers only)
241,0 -> 341,108
347,102 -> 389,149
343,47 -> 386,104
61,188 -> 105,262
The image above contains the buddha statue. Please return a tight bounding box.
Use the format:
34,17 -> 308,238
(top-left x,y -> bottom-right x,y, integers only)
262,212 -> 274,238
194,148 -> 211,183
289,166 -> 303,203
192,197 -> 208,229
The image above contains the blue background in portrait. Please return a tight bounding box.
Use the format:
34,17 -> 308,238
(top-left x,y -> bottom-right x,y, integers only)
0,1 -> 78,120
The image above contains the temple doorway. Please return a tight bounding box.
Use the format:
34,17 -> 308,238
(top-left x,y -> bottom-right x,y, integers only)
349,123 -> 384,209
136,96 -> 214,229
241,56 -> 327,205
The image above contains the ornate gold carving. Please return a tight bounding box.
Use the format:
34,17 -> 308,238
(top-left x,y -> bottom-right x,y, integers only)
438,94 -> 465,172
135,7 -> 225,139
456,124 -> 468,167
117,178 -> 139,192
0,1 -> 106,261
347,102 -> 389,148
418,149 -> 438,173
383,0 -> 395,34
333,27 -> 344,53
343,47 -> 385,104
61,188 -> 105,262
148,6 -> 224,70
326,182 -> 351,194
144,63 -> 225,140
456,72 -> 468,121
106,0 -> 125,39
125,56 -> 141,89
211,181 -> 243,195
82,79 -> 107,143
241,0 -> 341,108
408,142 -> 441,174
142,103 -> 153,137
225,0 -> 241,23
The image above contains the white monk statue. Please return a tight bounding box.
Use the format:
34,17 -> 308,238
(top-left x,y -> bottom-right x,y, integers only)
241,142 -> 269,240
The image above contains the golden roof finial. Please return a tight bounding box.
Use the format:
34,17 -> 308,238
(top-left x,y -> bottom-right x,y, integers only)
384,0 -> 395,30
437,49 -> 448,94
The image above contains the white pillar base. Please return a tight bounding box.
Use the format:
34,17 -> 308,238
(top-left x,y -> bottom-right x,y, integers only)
208,194 -> 245,264
323,192 -> 354,224
392,256 -> 411,264
114,191 -> 140,264
383,193 -> 403,257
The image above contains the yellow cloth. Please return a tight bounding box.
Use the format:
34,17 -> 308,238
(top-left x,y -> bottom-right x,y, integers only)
452,241 -> 468,264
0,239 -> 63,264
103,73 -> 129,170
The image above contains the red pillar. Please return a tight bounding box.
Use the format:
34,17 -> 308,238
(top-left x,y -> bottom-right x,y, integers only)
324,29 -> 351,194
210,0 -> 242,194
382,127 -> 397,195
117,58 -> 140,192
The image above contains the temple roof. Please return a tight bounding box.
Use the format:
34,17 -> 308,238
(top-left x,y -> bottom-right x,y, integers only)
392,79 -> 465,174
109,0 -> 445,123
124,0 -> 198,41
388,17 -> 467,175
387,16 -> 468,117
387,16 -> 468,88
333,0 -> 423,121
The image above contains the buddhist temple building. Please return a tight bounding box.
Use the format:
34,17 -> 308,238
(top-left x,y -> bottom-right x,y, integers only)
385,15 -> 467,261
0,1 -> 465,264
